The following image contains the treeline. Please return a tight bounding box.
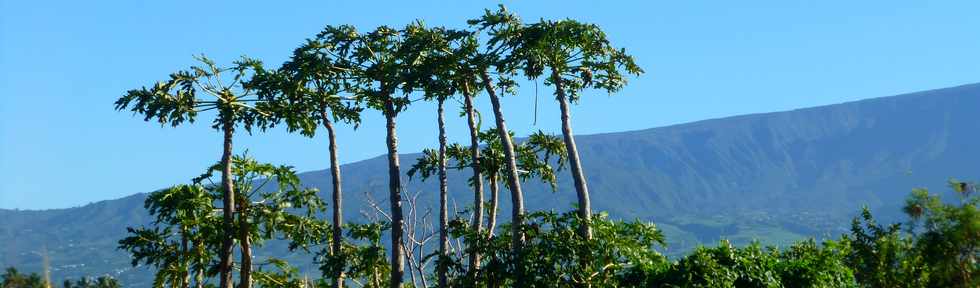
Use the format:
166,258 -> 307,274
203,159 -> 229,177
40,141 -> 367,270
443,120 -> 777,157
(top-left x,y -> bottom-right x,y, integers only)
2,267 -> 120,288
104,4 -> 978,288
7,183 -> 976,287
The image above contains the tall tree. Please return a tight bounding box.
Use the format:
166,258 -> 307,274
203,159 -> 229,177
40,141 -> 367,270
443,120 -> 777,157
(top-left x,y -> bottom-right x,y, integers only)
516,19 -> 643,239
249,38 -> 363,288
466,9 -> 530,280
315,24 -> 417,288
115,55 -> 269,288
118,184 -> 217,288
400,23 -> 459,288
196,155 -> 327,288
431,28 -> 488,280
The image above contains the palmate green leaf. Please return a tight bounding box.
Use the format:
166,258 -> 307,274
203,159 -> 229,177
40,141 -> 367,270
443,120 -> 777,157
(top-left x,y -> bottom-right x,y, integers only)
120,153 -> 329,287
248,33 -> 364,138
442,209 -> 668,287
409,128 -> 566,193
406,148 -> 441,181
496,17 -> 643,103
116,55 -> 275,134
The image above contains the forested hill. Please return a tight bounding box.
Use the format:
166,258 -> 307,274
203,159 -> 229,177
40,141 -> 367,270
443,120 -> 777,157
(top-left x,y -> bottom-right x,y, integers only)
4,83 -> 980,285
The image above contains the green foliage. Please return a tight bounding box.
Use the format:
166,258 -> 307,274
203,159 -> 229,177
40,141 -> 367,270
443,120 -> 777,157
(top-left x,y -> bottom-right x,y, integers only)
2,267 -> 120,288
653,240 -> 855,288
840,181 -> 979,288
443,210 -> 666,287
117,184 -> 218,288
317,222 -> 391,288
313,24 -> 414,116
2,267 -> 44,288
248,36 -> 363,137
251,258 -> 319,288
115,55 -> 271,131
118,154 -> 327,287
466,5 -> 523,71
194,154 -> 329,251
408,129 -> 566,192
517,19 -> 643,102
903,181 -> 979,287
777,240 -> 856,288
469,5 -> 643,103
61,276 -> 121,288
839,207 -> 927,288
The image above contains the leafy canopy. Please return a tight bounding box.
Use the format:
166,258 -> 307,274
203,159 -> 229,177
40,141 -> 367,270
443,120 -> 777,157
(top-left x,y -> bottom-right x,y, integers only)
115,55 -> 271,131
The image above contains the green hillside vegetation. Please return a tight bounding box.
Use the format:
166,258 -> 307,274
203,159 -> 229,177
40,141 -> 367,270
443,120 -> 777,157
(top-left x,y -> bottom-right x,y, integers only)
3,267 -> 120,288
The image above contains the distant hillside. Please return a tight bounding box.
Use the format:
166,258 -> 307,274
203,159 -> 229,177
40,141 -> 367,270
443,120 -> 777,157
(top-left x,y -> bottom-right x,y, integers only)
4,83 -> 980,285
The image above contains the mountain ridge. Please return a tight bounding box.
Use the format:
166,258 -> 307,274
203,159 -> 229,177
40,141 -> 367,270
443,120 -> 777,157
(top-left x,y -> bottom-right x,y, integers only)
5,82 -> 976,213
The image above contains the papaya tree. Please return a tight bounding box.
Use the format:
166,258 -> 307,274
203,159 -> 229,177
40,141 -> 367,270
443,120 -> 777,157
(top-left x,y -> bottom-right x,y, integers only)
248,37 -> 363,288
115,55 -> 270,288
432,28 -> 487,279
120,154 -> 327,288
466,9 -> 531,278
314,23 -> 423,287
194,154 -> 328,288
902,181 -> 979,287
517,18 -> 644,240
399,22 -> 459,288
118,184 -> 218,288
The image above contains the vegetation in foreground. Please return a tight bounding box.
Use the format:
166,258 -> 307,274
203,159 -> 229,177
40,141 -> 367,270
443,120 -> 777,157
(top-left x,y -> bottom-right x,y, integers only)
5,182 -> 977,287
2,267 -> 120,288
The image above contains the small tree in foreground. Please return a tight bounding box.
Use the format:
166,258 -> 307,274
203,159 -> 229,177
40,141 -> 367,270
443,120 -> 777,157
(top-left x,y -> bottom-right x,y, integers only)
119,154 -> 326,288
902,181 -> 979,288
115,55 -> 270,288
2,267 -> 44,288
2,267 -> 122,288
61,276 -> 122,288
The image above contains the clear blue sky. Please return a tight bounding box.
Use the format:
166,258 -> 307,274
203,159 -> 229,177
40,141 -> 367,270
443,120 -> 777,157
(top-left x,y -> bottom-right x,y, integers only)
2,1 -> 979,210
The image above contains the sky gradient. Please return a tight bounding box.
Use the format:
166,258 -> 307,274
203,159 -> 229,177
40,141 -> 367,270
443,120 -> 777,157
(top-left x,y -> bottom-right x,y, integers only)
2,1 -> 980,209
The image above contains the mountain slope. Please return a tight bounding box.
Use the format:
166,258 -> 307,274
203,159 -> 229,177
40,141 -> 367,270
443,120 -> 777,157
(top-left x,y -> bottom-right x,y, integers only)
3,83 -> 979,285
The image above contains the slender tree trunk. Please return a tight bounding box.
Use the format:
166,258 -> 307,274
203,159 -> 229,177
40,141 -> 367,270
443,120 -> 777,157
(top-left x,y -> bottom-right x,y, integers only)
552,74 -> 593,240
463,88 -> 485,282
373,267 -> 382,288
181,229 -> 190,288
194,238 -> 204,288
219,120 -> 236,288
384,99 -> 405,288
239,203 -> 252,288
321,109 -> 345,288
486,175 -> 499,238
480,71 -> 525,286
435,98 -> 450,288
